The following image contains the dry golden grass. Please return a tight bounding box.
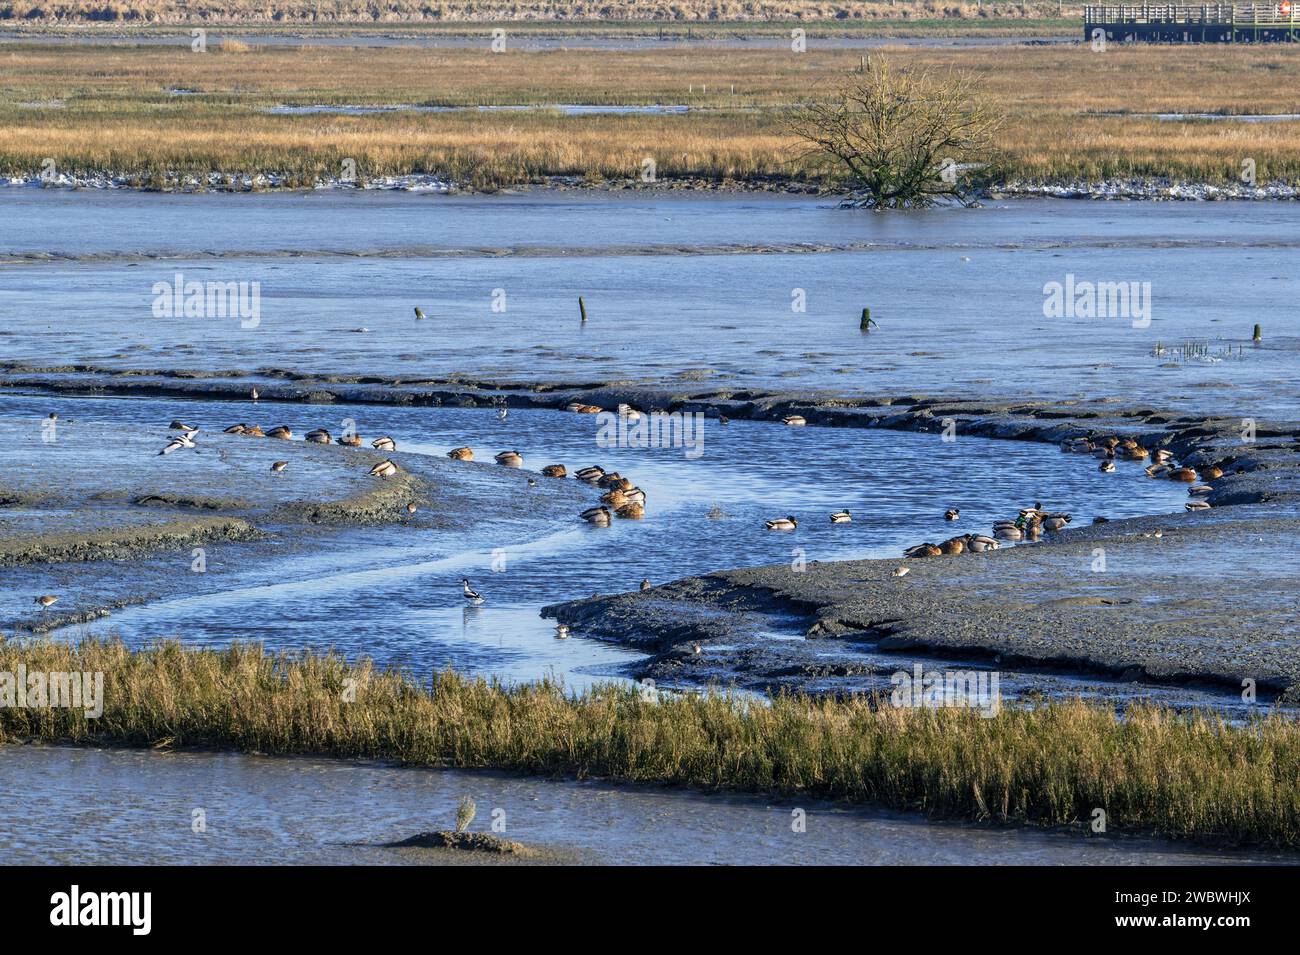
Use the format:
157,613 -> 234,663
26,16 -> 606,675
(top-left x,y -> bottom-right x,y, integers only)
3,637 -> 1300,847
2,42 -> 1300,186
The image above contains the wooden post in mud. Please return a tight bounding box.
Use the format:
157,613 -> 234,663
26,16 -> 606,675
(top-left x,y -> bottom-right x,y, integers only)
1253,323 -> 1262,342
579,297 -> 588,323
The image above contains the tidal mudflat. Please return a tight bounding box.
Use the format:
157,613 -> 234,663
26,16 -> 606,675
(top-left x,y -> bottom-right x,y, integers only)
2,184 -> 1298,861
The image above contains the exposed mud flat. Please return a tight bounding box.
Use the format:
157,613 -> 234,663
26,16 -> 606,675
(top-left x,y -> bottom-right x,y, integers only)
531,393 -> 1300,703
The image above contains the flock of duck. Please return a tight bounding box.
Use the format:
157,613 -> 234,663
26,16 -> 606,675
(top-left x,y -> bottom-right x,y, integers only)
893,433 -> 1221,560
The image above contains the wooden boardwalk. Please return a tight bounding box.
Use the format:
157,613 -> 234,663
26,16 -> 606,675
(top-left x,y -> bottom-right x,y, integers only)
1085,4 -> 1300,41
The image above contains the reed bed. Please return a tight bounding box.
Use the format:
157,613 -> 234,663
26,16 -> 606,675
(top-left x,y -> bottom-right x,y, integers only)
4,637 -> 1299,848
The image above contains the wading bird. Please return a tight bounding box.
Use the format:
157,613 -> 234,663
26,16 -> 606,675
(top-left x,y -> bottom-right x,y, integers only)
461,579 -> 484,604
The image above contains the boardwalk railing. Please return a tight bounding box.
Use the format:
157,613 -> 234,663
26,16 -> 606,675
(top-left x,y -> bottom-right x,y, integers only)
1084,3 -> 1300,39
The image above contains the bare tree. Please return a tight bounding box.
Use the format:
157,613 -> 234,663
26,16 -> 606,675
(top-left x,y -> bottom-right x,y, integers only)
786,57 -> 1002,209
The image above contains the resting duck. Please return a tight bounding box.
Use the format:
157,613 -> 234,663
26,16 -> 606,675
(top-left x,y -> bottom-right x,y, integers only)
905,543 -> 942,558
270,461 -> 288,473
1188,484 -> 1213,496
1199,464 -> 1223,480
581,506 -> 612,526
939,536 -> 966,555
781,415 -> 807,427
339,433 -> 362,447
945,508 -> 960,521
541,464 -> 567,478
830,510 -> 852,524
600,489 -> 628,508
596,472 -> 624,488
372,436 -> 396,452
1041,514 -> 1071,532
615,502 -> 645,520
993,521 -> 1023,541
1168,466 -> 1197,482
369,459 -> 398,478
1099,460 -> 1115,473
494,450 -> 523,467
447,446 -> 473,461
266,426 -> 292,440
965,534 -> 999,552
305,428 -> 332,444
1145,463 -> 1170,478
1186,500 -> 1212,511
224,423 -> 248,434
765,516 -> 798,531
565,402 -> 603,414
575,466 -> 605,483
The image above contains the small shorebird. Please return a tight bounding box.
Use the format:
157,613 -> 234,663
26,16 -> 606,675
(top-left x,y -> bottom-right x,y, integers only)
719,415 -> 730,425
159,433 -> 196,455
641,579 -> 650,591
406,502 -> 418,514
270,460 -> 288,473
447,447 -> 473,461
305,429 -> 332,444
945,508 -> 960,521
554,624 -> 570,640
692,644 -> 702,656
527,478 -> 538,487
892,566 -> 910,577
1099,460 -> 1116,473
461,578 -> 484,604
830,510 -> 852,524
372,436 -> 396,452
369,459 -> 398,477
497,408 -> 508,420
765,516 -> 798,531
781,414 -> 807,427
414,307 -> 427,321
34,595 -> 58,608
540,464 -> 567,478
266,426 -> 292,440
581,506 -> 612,526
494,450 -> 523,468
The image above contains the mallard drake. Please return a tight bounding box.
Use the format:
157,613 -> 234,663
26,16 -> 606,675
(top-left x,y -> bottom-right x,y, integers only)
1099,460 -> 1116,473
575,466 -> 605,483
1168,467 -> 1197,482
447,446 -> 473,461
1042,515 -> 1071,532
270,461 -> 288,473
1185,500 -> 1212,511
339,433 -> 362,447
1145,464 -> 1170,478
1199,464 -> 1223,480
622,488 -> 647,506
305,429 -> 332,444
830,510 -> 852,524
581,506 -> 612,526
994,524 -> 1023,541
765,516 -> 798,531
1188,484 -> 1213,496
904,543 -> 941,558
372,436 -> 396,452
541,464 -> 567,478
945,508 -> 960,521
494,450 -> 523,467
169,420 -> 195,431
369,459 -> 398,478
939,536 -> 966,555
266,426 -> 292,440
34,595 -> 58,608
965,534 -> 999,552
615,502 -> 645,520
781,415 -> 807,427
223,423 -> 248,434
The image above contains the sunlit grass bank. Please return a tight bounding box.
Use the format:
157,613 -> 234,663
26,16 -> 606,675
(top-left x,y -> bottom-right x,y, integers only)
3,638 -> 1298,848
2,44 -> 1300,189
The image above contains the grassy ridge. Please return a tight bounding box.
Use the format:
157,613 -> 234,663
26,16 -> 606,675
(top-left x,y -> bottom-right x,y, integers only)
4,44 -> 1300,189
3,637 -> 1299,847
